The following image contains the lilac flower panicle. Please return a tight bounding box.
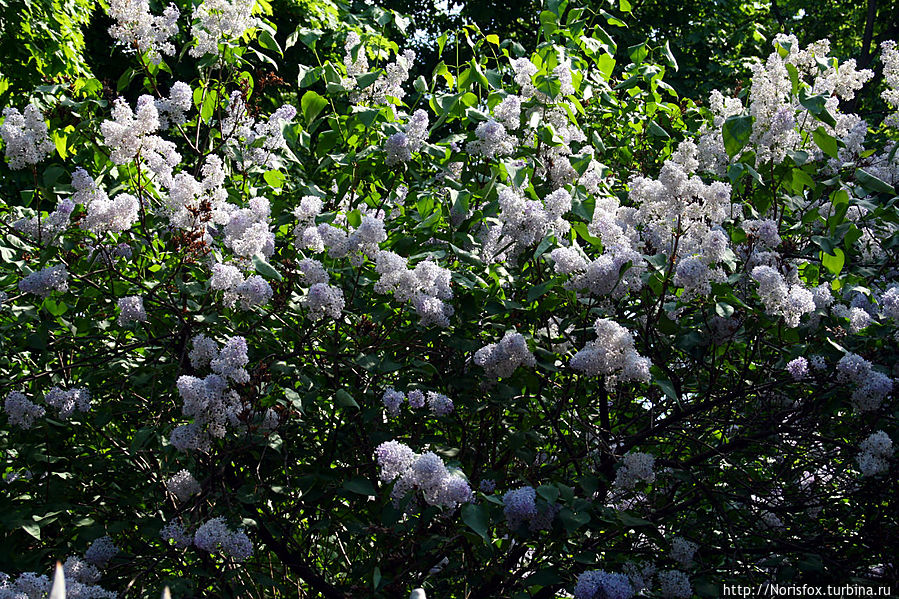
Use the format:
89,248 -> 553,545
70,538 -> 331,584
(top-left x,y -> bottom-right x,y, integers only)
658,570 -> 692,599
166,469 -> 201,501
381,388 -> 405,416
44,387 -> 91,420
84,536 -> 119,567
4,391 -> 45,429
426,391 -> 454,415
573,570 -> 634,599
786,357 -> 808,380
117,295 -> 147,326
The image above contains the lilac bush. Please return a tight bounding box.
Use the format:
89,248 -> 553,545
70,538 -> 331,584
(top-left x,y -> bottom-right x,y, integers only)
1,0 -> 898,597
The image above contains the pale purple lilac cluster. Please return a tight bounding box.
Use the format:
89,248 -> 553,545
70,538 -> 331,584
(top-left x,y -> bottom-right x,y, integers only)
375,440 -> 472,509
474,329 -> 535,378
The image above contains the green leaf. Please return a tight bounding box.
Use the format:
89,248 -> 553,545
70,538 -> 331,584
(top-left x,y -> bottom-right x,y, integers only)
661,41 -> 678,72
335,389 -> 359,409
799,92 -> 836,127
263,170 -> 285,189
461,503 -> 489,540
257,30 -> 282,56
301,90 -> 328,124
821,248 -> 845,276
597,53 -> 616,81
647,120 -> 669,138
343,477 -> 376,496
855,169 -> 895,195
252,254 -> 283,281
722,115 -> 752,158
812,127 -> 838,159
627,42 -> 648,64
22,521 -> 40,540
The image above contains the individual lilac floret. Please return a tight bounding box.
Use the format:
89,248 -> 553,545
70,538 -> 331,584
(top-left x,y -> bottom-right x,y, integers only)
573,570 -> 634,599
785,356 -> 808,380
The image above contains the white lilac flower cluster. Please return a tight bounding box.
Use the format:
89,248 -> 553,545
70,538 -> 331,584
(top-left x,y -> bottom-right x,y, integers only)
165,154 -> 230,231
13,199 -> 74,245
223,197 -> 275,260
573,569 -> 634,599
613,452 -> 656,490
571,318 -> 651,384
374,440 -> 472,509
84,536 -> 119,568
193,516 -> 253,561
18,264 -> 69,297
882,41 -> 899,127
341,32 -> 368,86
101,96 -> 181,186
296,203 -> 386,265
495,186 -> 571,252
117,295 -> 148,326
0,105 -> 55,170
346,43 -> 416,109
44,387 -> 92,420
629,141 -> 732,260
3,391 -> 46,429
384,109 -> 429,166
209,262 -> 273,311
305,283 -> 345,320
189,0 -> 258,58
670,537 -> 698,567
82,189 -> 140,238
170,335 -> 249,451
466,119 -> 516,159
224,97 -> 297,169
4,386 -> 90,428
107,0 -> 180,64
785,356 -> 808,380
856,431 -> 893,477
502,485 -> 557,532
155,81 -> 193,129
750,265 -> 815,328
551,242 -> 644,299
474,329 -> 536,378
697,35 -> 874,170
835,353 -> 893,412
658,570 -> 692,599
374,250 -> 454,327
166,469 -> 202,502
380,387 -> 454,417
